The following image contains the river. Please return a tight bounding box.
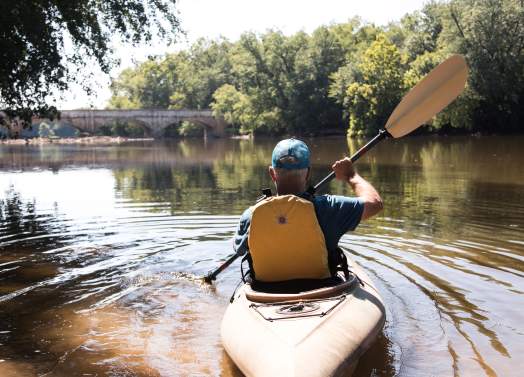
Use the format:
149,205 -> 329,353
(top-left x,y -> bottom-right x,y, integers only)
0,135 -> 523,377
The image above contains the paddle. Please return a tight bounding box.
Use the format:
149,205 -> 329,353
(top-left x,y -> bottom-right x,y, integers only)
204,253 -> 240,283
204,54 -> 468,284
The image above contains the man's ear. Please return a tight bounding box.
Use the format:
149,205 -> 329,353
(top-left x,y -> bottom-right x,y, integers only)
269,166 -> 277,182
306,167 -> 312,181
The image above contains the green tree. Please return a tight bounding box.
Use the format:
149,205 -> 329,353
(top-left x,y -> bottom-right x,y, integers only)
332,34 -> 405,136
109,38 -> 233,111
212,83 -> 280,134
109,57 -> 177,109
218,29 -> 345,134
176,39 -> 234,109
178,121 -> 205,137
0,0 -> 180,122
211,84 -> 245,132
294,26 -> 346,131
400,2 -> 444,60
446,0 -> 524,132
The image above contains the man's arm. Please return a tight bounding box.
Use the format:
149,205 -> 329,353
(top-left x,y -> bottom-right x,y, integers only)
332,157 -> 383,221
233,208 -> 252,255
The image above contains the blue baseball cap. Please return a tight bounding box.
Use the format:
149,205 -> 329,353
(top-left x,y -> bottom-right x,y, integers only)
271,138 -> 310,170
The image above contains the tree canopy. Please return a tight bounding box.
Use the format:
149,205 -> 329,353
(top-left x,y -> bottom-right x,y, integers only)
63,0 -> 524,136
0,0 -> 180,123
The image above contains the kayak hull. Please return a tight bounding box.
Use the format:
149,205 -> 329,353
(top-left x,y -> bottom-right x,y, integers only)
221,252 -> 386,377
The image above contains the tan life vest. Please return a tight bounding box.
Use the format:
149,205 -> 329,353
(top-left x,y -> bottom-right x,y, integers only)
248,194 -> 331,282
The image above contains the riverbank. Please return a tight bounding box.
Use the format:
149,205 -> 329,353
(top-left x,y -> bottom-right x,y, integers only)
0,136 -> 154,145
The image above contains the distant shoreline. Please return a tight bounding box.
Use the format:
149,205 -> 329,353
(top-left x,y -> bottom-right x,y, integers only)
0,136 -> 155,145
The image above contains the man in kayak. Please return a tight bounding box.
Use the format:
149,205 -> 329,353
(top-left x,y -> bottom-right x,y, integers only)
234,138 -> 383,285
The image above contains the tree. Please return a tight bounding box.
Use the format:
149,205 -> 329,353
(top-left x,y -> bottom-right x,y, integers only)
446,0 -> 524,132
400,2 -> 444,60
222,29 -> 345,134
179,38 -> 234,109
109,38 -> 233,111
0,0 -> 180,124
294,26 -> 346,131
109,57 -> 178,109
332,34 -> 405,136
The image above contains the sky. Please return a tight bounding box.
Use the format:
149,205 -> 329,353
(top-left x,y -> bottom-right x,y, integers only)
57,0 -> 428,110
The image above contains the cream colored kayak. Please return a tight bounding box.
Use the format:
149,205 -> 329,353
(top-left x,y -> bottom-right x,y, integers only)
221,251 -> 386,377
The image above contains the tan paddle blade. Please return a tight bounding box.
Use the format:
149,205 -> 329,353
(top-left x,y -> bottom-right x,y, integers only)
385,54 -> 469,138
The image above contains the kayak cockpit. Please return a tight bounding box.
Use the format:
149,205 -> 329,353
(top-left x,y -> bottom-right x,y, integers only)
244,272 -> 360,303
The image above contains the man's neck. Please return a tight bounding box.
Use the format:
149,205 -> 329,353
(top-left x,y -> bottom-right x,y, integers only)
276,185 -> 306,196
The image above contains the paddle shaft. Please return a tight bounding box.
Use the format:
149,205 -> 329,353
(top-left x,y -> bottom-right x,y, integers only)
311,128 -> 390,194
204,253 -> 239,282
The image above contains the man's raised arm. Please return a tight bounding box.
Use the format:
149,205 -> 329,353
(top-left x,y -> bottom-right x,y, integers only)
332,157 -> 383,221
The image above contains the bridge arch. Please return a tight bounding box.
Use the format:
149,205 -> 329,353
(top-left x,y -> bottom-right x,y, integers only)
92,118 -> 153,137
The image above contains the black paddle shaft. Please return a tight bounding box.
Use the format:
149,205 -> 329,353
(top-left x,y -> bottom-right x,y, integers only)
309,128 -> 391,195
204,253 -> 239,282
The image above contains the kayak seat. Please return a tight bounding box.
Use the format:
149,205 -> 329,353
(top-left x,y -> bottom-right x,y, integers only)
245,273 -> 358,304
251,276 -> 343,293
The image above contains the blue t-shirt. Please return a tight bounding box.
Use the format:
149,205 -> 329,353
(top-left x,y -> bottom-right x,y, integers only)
233,194 -> 364,256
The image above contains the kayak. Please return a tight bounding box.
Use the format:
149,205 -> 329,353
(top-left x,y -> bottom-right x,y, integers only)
221,250 -> 386,377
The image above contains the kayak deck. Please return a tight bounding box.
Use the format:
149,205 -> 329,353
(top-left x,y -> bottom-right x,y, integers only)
221,254 -> 386,377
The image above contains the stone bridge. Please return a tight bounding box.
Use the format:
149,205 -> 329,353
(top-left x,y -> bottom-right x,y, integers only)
33,109 -> 227,138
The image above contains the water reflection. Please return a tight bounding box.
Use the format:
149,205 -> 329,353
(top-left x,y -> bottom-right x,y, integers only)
1,136 -> 523,376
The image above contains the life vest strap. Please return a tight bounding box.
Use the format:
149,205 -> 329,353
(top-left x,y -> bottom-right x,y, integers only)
328,247 -> 350,280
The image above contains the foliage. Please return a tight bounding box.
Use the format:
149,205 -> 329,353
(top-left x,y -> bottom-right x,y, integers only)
95,121 -> 146,137
333,34 -> 405,136
109,38 -> 233,111
211,84 -> 253,133
446,0 -> 524,132
109,59 -> 176,109
0,0 -> 180,123
36,122 -> 80,138
108,0 -> 524,136
0,121 -> 80,138
177,121 -> 204,137
399,3 -> 444,60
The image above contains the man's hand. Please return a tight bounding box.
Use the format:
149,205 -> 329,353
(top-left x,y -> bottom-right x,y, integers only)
333,157 -> 383,221
332,157 -> 356,182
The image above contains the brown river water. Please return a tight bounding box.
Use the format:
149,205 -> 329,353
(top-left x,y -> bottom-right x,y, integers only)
0,136 -> 523,377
